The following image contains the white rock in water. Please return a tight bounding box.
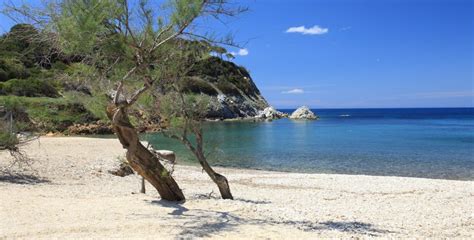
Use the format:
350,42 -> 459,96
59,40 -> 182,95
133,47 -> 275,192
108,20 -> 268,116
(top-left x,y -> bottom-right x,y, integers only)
289,106 -> 319,120
256,106 -> 288,120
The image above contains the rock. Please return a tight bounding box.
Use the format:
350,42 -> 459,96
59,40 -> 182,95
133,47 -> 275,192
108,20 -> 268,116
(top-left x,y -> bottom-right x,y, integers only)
256,107 -> 288,120
45,132 -> 56,137
155,150 -> 176,163
206,94 -> 268,119
289,106 -> 319,120
108,162 -> 134,177
44,131 -> 63,137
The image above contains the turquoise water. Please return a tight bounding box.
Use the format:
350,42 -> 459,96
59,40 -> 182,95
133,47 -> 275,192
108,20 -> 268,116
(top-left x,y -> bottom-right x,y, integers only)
144,108 -> 474,180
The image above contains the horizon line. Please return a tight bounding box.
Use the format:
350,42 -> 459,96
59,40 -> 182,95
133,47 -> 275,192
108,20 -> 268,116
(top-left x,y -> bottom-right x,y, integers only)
275,106 -> 474,110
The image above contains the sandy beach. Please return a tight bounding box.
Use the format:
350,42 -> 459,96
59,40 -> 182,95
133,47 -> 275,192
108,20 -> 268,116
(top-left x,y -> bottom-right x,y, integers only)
0,137 -> 473,239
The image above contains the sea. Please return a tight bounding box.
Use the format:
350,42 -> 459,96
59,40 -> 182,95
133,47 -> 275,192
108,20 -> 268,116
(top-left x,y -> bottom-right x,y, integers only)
144,108 -> 474,181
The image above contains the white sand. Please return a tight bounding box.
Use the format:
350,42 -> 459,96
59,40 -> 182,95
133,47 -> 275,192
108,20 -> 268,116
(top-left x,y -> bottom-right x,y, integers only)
0,137 -> 473,239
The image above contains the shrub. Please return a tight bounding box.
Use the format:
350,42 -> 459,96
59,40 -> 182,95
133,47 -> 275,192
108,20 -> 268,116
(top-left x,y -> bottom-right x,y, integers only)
187,56 -> 259,97
0,96 -> 98,132
0,79 -> 59,98
215,81 -> 241,96
0,58 -> 30,81
178,77 -> 218,95
0,69 -> 8,82
0,131 -> 19,150
0,106 -> 20,150
63,92 -> 109,121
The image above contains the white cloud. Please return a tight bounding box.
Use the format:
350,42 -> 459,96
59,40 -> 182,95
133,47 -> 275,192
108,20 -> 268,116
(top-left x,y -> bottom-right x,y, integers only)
282,88 -> 305,94
230,48 -> 249,56
286,25 -> 328,35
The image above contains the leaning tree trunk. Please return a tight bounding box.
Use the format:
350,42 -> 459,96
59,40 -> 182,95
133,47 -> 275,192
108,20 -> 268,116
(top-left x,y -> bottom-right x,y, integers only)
107,104 -> 185,201
193,149 -> 233,200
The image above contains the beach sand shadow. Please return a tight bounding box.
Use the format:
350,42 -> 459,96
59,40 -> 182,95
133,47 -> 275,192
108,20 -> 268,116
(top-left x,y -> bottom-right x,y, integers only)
148,199 -> 394,238
0,172 -> 49,185
151,200 -> 189,216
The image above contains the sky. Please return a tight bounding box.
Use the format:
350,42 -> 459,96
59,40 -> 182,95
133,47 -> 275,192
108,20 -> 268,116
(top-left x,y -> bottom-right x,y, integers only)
0,0 -> 473,108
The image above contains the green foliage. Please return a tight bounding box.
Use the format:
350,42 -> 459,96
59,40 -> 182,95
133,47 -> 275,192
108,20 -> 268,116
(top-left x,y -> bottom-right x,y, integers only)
64,63 -> 96,77
178,77 -> 218,95
1,24 -> 39,53
0,100 -> 25,150
0,24 -> 55,68
0,131 -> 19,150
188,56 -> 258,96
56,0 -> 123,55
0,69 -> 8,82
64,92 -> 109,121
0,57 -> 30,81
0,79 -> 59,98
0,96 -> 98,132
215,81 -> 240,96
160,92 -> 210,127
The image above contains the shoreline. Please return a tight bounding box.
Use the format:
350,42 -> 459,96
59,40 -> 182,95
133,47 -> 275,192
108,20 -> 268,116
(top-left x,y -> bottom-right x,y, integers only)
41,135 -> 474,182
1,137 -> 473,238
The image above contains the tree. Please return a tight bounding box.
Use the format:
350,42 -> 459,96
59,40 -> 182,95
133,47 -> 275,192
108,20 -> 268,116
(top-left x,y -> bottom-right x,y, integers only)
3,0 -> 244,201
160,92 -> 234,199
154,39 -> 234,199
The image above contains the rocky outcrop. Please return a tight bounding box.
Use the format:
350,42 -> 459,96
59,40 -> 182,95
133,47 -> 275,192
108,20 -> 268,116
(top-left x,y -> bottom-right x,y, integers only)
289,106 -> 319,120
180,57 -> 270,119
206,93 -> 268,119
256,107 -> 288,120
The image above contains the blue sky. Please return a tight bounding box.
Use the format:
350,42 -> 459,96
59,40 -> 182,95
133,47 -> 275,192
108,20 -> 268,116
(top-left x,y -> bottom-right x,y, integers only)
1,0 -> 473,108
211,0 -> 473,108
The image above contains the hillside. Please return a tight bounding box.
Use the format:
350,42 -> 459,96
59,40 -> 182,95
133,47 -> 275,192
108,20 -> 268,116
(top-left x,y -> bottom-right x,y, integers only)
0,24 -> 269,134
183,56 -> 269,119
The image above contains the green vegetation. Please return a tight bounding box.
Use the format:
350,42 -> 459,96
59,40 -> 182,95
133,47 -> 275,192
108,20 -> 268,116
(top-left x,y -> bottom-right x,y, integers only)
64,92 -> 109,121
0,58 -> 30,81
0,96 -> 97,132
0,127 -> 19,150
0,79 -> 59,97
0,20 -> 258,133
178,77 -> 218,95
188,56 -> 259,97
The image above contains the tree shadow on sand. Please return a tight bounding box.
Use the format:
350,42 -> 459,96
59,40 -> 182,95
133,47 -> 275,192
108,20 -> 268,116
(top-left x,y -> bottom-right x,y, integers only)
150,200 -> 395,238
186,193 -> 272,205
0,172 -> 49,185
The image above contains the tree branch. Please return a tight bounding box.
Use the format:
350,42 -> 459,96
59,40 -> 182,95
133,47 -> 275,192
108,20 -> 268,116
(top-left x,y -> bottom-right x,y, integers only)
127,83 -> 150,106
114,81 -> 124,105
150,0 -> 210,53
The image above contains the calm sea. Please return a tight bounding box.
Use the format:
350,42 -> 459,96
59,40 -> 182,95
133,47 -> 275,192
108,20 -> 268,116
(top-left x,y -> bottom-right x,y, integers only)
144,108 -> 474,180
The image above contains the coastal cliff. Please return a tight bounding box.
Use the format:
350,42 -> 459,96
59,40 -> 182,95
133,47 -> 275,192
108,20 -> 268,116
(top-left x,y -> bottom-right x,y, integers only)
182,57 -> 269,119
